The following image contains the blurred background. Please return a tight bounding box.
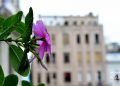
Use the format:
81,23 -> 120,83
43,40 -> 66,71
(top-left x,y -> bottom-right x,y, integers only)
0,0 -> 120,86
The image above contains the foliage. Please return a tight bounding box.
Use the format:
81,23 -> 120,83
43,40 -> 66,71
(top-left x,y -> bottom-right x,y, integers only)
0,7 -> 49,86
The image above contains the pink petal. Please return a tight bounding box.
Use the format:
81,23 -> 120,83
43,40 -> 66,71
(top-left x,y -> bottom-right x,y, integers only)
32,24 -> 41,37
36,20 -> 47,37
38,42 -> 47,59
47,44 -> 51,57
45,34 -> 51,45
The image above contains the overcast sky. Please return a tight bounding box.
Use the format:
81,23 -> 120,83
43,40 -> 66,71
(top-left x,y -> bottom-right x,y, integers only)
20,0 -> 120,44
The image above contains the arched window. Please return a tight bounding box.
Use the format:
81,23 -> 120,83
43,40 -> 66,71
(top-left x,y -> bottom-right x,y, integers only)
81,21 -> 84,25
95,34 -> 100,44
51,34 -> 56,45
46,73 -> 50,84
73,21 -> 77,26
46,54 -> 50,63
63,33 -> 69,45
64,21 -> 69,26
77,34 -> 80,44
85,34 -> 89,44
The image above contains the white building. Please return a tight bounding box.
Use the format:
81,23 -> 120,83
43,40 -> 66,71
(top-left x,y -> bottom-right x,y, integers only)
31,13 -> 108,86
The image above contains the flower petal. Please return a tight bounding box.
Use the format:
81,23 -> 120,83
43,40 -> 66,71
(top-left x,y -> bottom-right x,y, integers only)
45,34 -> 51,45
36,20 -> 47,37
32,24 -> 41,37
47,44 -> 51,57
38,42 -> 47,59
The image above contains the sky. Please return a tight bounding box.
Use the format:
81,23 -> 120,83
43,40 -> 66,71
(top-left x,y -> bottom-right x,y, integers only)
20,0 -> 120,44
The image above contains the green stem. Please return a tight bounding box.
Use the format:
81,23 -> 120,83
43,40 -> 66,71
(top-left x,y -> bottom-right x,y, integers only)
0,38 -> 22,42
29,48 -> 48,71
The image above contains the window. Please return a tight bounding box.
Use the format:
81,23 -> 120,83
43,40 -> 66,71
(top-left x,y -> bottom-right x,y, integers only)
64,72 -> 71,82
95,52 -> 102,63
97,71 -> 102,82
73,21 -> 77,25
64,53 -> 70,63
51,34 -> 56,45
46,73 -> 50,84
85,34 -> 89,44
77,34 -> 80,44
81,21 -> 84,25
64,21 -> 68,26
78,72 -> 82,82
86,52 -> 90,64
53,73 -> 57,79
46,54 -> 50,63
78,52 -> 81,64
63,33 -> 69,45
95,34 -> 100,44
38,73 -> 41,83
52,53 -> 56,63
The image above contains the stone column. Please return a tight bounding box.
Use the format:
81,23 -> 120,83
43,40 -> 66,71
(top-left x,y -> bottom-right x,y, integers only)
90,33 -> 96,86
81,31 -> 87,86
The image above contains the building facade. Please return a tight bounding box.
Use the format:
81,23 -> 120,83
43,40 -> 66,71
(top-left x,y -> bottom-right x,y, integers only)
31,13 -> 108,86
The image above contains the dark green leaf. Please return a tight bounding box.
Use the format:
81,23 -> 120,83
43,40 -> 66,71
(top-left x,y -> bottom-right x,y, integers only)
18,49 -> 30,76
3,11 -> 23,29
22,80 -> 33,86
37,83 -> 45,86
0,11 -> 23,39
3,74 -> 18,86
0,17 -> 4,25
15,22 -> 25,34
22,7 -> 33,42
0,65 -> 4,86
9,45 -> 30,76
0,17 -> 4,33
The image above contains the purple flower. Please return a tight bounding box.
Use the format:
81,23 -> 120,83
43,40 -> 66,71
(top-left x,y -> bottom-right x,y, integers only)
32,20 -> 51,60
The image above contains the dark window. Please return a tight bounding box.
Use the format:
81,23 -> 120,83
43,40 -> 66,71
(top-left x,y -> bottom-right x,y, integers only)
73,21 -> 77,25
46,54 -> 50,63
38,73 -> 41,83
51,34 -> 56,45
85,34 -> 89,44
77,34 -> 80,44
97,71 -> 102,82
64,21 -> 68,26
97,71 -> 102,86
81,21 -> 84,25
52,53 -> 56,63
64,72 -> 71,82
95,34 -> 100,44
46,73 -> 50,84
64,53 -> 70,63
53,73 -> 57,79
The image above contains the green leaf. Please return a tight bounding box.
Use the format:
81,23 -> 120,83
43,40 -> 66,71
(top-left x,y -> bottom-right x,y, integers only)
0,11 -> 23,39
0,17 -> 4,33
18,49 -> 30,76
3,74 -> 18,86
0,65 -> 4,86
22,80 -> 33,86
0,17 -> 4,25
15,22 -> 25,34
9,45 -> 30,76
22,7 -> 33,42
37,83 -> 45,86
